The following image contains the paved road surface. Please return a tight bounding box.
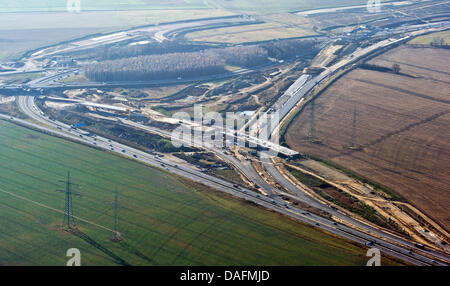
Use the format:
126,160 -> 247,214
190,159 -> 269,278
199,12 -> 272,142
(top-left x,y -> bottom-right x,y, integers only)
11,96 -> 450,265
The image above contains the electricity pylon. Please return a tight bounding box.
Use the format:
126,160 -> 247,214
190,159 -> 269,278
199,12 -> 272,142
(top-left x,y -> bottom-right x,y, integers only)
109,188 -> 123,242
307,100 -> 321,144
348,106 -> 361,150
57,172 -> 80,230
351,106 -> 357,148
308,100 -> 316,140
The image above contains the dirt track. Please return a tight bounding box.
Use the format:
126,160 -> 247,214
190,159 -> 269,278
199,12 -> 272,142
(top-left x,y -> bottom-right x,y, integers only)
286,46 -> 450,232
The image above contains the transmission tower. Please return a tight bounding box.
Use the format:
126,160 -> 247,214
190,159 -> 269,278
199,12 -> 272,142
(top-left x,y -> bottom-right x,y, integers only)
307,100 -> 322,144
110,188 -> 123,242
57,172 -> 79,230
348,106 -> 360,150
351,106 -> 357,148
308,100 -> 316,140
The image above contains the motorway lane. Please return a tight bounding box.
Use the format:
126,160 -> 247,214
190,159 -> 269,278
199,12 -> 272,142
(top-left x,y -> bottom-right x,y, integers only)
1,14 -> 448,265
248,24 -> 450,262
25,65 -> 450,264
28,66 -> 252,90
36,97 -> 450,265
121,118 -> 281,198
12,96 -> 450,265
7,22 -> 449,266
27,17 -> 257,61
263,23 -> 449,139
262,156 -> 450,265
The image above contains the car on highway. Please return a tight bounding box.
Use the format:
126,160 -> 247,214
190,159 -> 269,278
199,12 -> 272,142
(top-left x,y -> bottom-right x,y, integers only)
233,184 -> 239,189
122,149 -> 126,153
133,154 -> 137,158
415,243 -> 425,249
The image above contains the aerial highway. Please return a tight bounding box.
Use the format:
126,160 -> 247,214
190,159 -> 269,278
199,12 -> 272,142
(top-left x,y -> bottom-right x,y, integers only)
260,22 -> 450,139
11,95 -> 449,266
25,16 -> 258,62
119,112 -> 450,265
0,15 -> 261,91
2,16 -> 449,265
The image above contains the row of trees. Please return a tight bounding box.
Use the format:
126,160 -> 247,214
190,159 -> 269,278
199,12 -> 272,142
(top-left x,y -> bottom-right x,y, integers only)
431,37 -> 448,47
85,52 -> 225,82
85,39 -> 320,82
96,39 -> 315,65
93,39 -> 209,60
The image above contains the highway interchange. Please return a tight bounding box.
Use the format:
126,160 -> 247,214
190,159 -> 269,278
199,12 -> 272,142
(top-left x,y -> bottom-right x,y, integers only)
1,13 -> 450,266
14,86 -> 450,266
10,95 -> 448,266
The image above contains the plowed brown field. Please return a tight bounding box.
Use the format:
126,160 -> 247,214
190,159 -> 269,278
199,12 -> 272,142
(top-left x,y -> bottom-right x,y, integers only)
286,46 -> 450,232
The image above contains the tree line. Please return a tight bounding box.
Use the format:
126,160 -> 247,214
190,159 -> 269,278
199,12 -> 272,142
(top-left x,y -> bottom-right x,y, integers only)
93,40 -> 210,60
85,52 -> 225,82
84,39 -> 319,82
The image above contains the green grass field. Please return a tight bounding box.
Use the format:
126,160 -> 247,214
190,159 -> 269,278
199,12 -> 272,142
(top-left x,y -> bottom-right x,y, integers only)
409,30 -> 450,45
0,120 -> 404,266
